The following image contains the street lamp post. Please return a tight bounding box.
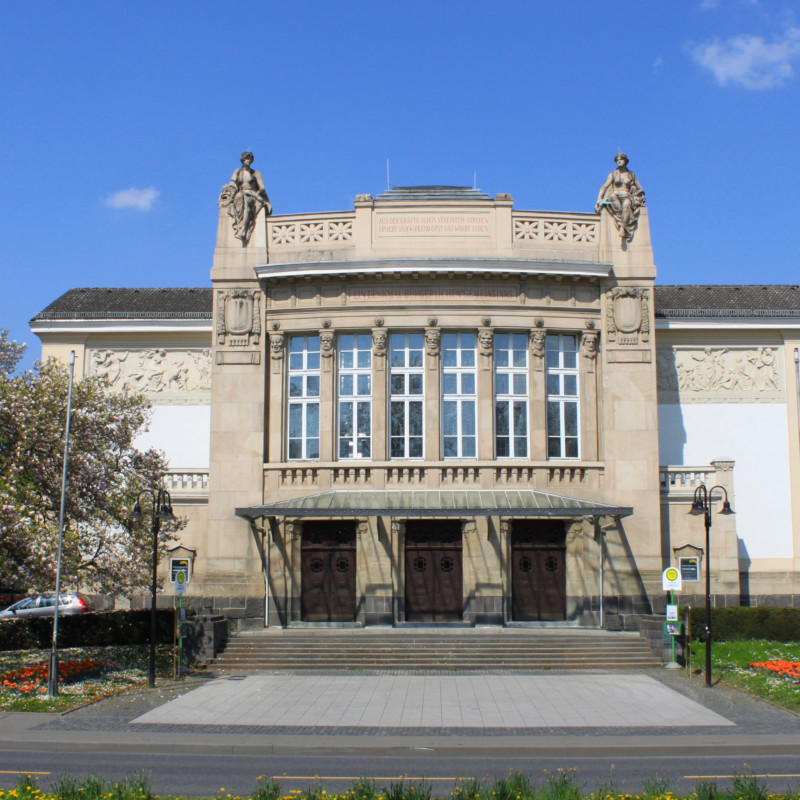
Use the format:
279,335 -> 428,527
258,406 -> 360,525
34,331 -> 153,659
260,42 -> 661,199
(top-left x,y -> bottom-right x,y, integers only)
131,489 -> 176,688
689,483 -> 734,687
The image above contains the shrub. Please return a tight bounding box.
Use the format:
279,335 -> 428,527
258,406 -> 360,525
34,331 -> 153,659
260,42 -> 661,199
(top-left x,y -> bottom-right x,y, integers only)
688,606 -> 800,642
0,609 -> 175,651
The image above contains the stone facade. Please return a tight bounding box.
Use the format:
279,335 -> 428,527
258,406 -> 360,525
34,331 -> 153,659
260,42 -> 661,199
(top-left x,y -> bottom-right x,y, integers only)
29,163 -> 800,630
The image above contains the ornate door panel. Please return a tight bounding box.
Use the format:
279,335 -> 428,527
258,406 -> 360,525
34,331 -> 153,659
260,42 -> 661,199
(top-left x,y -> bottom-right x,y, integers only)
404,521 -> 463,622
301,522 -> 356,622
511,521 -> 567,622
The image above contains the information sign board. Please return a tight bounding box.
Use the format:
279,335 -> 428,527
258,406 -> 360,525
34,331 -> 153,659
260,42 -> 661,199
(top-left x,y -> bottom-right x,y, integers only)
662,566 -> 682,592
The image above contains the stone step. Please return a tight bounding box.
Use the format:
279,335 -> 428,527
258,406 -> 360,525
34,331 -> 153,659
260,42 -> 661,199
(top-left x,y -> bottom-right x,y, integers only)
210,630 -> 660,671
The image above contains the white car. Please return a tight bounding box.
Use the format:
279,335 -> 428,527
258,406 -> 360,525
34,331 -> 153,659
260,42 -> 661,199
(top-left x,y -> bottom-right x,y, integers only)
0,593 -> 92,620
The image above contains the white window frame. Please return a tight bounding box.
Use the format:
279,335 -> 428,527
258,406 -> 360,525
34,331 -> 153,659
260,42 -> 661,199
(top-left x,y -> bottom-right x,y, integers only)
287,335 -> 321,460
337,333 -> 372,460
441,332 -> 477,459
494,332 -> 529,459
546,333 -> 580,459
389,332 -> 425,459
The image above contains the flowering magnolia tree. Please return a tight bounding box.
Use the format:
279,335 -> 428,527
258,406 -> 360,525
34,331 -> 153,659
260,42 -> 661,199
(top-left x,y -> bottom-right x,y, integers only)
0,330 -> 183,593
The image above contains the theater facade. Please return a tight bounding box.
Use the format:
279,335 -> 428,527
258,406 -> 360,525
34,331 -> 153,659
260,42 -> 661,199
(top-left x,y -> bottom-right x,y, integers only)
31,155 -> 800,629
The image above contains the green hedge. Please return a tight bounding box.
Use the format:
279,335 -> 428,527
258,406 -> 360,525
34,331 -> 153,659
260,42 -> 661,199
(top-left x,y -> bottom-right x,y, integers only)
688,606 -> 800,642
0,609 -> 175,651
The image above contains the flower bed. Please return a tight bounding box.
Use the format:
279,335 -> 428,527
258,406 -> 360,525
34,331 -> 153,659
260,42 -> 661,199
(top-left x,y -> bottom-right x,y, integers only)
0,658 -> 108,695
749,659 -> 800,681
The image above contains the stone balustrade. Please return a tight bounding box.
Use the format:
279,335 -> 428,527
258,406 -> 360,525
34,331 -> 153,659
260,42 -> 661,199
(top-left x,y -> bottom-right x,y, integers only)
511,212 -> 599,248
267,213 -> 355,250
266,461 -> 605,494
659,466 -> 716,497
164,470 -> 209,498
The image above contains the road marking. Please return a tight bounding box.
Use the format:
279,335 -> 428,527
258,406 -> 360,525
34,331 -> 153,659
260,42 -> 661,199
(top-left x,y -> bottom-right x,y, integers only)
0,771 -> 51,776
686,774 -> 800,779
273,776 -> 458,782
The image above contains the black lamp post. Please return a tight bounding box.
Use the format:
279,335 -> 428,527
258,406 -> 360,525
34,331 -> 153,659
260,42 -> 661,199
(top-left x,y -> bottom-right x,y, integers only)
689,483 -> 734,687
131,489 -> 176,688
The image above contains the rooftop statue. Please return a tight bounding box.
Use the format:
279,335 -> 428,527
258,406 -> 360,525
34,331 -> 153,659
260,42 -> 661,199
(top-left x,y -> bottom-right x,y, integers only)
595,152 -> 646,243
219,151 -> 273,245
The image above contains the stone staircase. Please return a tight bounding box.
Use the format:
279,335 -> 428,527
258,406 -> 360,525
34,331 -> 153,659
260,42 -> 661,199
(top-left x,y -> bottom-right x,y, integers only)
209,628 -> 662,672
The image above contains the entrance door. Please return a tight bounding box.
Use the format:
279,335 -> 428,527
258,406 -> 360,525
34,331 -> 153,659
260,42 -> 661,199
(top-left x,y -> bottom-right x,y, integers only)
404,521 -> 463,622
511,520 -> 567,621
301,521 -> 357,622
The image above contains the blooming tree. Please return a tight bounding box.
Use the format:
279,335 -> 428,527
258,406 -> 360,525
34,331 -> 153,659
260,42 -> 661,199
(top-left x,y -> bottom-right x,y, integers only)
0,330 -> 183,593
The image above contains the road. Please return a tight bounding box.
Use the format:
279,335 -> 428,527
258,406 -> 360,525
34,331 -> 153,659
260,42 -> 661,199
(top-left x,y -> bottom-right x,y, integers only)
2,746 -> 800,796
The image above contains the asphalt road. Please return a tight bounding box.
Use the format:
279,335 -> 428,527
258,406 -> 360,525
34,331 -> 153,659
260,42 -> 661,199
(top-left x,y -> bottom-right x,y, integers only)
2,747 -> 800,796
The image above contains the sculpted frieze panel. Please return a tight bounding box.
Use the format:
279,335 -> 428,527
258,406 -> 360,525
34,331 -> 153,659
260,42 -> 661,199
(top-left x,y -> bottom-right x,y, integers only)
88,348 -> 212,404
657,345 -> 783,403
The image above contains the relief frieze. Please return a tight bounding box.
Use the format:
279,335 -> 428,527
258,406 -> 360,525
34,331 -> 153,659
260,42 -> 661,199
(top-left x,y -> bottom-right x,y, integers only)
88,348 -> 211,404
657,345 -> 783,403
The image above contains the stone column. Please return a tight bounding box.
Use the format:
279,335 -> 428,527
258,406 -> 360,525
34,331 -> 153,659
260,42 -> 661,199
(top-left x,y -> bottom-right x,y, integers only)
529,319 -> 547,460
580,322 -> 600,462
319,324 -> 335,461
425,321 -> 441,463
477,322 -> 494,460
267,327 -> 286,464
372,324 -> 388,464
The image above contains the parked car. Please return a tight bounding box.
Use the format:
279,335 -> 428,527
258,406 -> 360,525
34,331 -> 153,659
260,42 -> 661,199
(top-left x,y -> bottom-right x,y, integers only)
0,593 -> 93,620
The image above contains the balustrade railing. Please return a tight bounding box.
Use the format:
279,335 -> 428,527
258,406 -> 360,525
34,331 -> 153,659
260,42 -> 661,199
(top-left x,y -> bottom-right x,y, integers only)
659,466 -> 716,496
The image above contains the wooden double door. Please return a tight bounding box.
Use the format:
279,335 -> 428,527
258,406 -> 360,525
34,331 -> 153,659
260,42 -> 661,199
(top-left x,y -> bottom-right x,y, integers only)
404,521 -> 463,622
511,520 -> 567,621
301,521 -> 357,622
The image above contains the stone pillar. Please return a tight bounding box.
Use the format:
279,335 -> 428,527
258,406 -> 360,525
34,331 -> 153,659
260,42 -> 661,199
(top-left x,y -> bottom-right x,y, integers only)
267,326 -> 285,464
529,320 -> 547,460
709,458 -> 740,604
580,322 -> 600,462
372,324 -> 388,463
425,321 -> 441,462
477,322 -> 494,460
319,324 -> 335,462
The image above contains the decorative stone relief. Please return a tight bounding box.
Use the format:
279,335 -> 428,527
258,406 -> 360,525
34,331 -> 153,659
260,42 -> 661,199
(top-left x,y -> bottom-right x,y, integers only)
530,318 -> 546,372
498,520 -> 510,537
88,348 -> 211,404
581,321 -> 599,372
462,520 -> 478,537
284,520 -> 300,539
356,520 -> 370,537
478,325 -> 493,371
425,319 -> 441,369
391,520 -> 405,538
216,289 -> 261,347
657,345 -> 783,403
218,151 -> 272,246
320,325 -> 335,373
269,327 -> 285,374
595,152 -> 646,243
606,288 -> 650,346
372,324 -> 387,371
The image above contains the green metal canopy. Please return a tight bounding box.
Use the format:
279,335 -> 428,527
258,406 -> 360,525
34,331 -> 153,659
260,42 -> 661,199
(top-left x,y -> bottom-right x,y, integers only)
235,489 -> 632,520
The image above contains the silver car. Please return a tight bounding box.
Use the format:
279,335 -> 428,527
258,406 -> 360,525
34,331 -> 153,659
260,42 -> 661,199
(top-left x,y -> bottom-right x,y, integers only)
0,593 -> 92,620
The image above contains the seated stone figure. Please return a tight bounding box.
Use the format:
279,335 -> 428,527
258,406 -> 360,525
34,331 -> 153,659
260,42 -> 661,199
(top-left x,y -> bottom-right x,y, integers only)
595,152 -> 646,243
219,151 -> 273,245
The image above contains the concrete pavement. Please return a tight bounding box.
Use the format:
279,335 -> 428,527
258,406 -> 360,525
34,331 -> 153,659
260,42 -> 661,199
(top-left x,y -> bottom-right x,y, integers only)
0,669 -> 799,757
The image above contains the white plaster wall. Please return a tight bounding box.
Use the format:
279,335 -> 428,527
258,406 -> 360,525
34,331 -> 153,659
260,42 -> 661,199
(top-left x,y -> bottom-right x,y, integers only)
135,405 -> 211,468
658,402 -> 792,559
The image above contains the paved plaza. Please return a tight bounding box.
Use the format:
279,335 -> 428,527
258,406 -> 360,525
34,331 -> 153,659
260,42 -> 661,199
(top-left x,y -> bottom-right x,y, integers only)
132,673 -> 732,729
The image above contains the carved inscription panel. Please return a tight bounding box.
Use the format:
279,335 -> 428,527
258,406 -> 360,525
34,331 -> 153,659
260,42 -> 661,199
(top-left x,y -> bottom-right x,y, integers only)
657,345 -> 783,403
375,213 -> 491,237
87,348 -> 212,404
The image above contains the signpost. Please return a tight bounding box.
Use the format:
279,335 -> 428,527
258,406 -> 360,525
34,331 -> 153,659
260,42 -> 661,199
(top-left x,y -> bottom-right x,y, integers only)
171,563 -> 189,675
662,567 -> 682,669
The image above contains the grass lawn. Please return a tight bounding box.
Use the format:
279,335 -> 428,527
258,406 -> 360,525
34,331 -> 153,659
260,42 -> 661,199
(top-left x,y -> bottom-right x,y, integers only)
688,639 -> 800,712
0,644 -> 179,712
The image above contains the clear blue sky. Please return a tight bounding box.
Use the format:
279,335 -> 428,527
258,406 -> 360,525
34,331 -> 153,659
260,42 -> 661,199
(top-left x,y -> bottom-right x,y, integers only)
3,1 -> 799,367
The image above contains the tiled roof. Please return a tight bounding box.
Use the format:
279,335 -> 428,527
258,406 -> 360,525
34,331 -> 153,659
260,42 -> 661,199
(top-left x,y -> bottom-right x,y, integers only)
31,288 -> 212,321
654,285 -> 800,318
31,284 -> 800,322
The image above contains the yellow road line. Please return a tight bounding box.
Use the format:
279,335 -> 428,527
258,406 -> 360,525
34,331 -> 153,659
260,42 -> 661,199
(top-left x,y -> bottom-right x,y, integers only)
273,776 -> 459,782
686,774 -> 800,779
0,771 -> 51,776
